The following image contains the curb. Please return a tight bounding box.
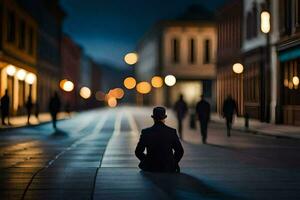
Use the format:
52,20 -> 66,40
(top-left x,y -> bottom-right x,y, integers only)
211,120 -> 300,140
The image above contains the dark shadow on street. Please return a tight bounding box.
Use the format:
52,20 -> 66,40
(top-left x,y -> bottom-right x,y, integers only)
141,171 -> 243,200
50,129 -> 69,137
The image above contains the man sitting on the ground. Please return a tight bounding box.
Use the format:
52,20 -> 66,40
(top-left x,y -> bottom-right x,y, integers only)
135,107 -> 184,173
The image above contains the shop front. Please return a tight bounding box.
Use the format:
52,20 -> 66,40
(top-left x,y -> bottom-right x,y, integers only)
0,62 -> 37,115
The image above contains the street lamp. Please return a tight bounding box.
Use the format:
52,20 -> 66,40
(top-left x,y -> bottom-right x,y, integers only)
25,73 -> 36,85
260,1 -> 271,123
136,82 -> 151,94
261,11 -> 271,34
61,80 -> 74,92
232,63 -> 244,74
293,76 -> 299,88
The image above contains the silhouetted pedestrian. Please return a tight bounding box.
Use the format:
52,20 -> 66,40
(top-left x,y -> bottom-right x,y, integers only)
25,96 -> 33,125
35,102 -> 40,122
1,90 -> 10,125
173,94 -> 188,139
222,95 -> 238,137
135,107 -> 184,173
49,92 -> 61,130
196,95 -> 211,144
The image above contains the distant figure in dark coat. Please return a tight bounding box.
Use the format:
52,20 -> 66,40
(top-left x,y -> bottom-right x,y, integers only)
222,95 -> 238,137
49,92 -> 61,129
173,94 -> 188,139
135,107 -> 184,173
25,96 -> 33,125
1,90 -> 10,125
196,95 -> 211,144
35,102 -> 40,122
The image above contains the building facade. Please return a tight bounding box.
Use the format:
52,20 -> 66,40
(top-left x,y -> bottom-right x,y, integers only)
276,0 -> 300,125
136,6 -> 217,108
0,0 -> 38,115
16,0 -> 65,112
61,34 -> 82,111
242,0 -> 280,122
216,0 -> 244,115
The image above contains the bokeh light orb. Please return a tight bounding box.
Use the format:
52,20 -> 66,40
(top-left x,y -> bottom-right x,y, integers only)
124,53 -> 138,65
151,76 -> 163,88
293,76 -> 300,86
232,63 -> 244,74
124,77 -> 136,89
80,87 -> 91,99
6,65 -> 16,76
16,69 -> 27,80
136,82 -> 151,94
108,97 -> 117,108
25,73 -> 36,85
164,75 -> 176,87
108,88 -> 125,99
62,80 -> 74,92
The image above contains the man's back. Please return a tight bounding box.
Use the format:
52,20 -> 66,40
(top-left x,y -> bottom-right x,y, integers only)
223,98 -> 237,117
135,122 -> 184,172
196,100 -> 210,122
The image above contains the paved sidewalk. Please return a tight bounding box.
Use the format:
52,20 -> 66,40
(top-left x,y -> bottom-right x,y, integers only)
0,112 -> 72,130
210,113 -> 300,139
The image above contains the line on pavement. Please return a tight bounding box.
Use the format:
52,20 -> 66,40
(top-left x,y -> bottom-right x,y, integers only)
21,113 -> 109,200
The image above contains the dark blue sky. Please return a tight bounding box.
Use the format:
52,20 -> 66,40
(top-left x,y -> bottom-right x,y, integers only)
60,0 -> 226,68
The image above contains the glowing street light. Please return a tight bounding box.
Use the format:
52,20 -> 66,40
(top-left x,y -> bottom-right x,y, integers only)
124,52 -> 138,65
6,65 -> 16,76
25,73 -> 36,85
62,80 -> 74,92
16,69 -> 27,80
136,82 -> 151,94
151,76 -> 163,88
164,75 -> 176,86
261,11 -> 271,34
80,87 -> 91,99
232,63 -> 244,74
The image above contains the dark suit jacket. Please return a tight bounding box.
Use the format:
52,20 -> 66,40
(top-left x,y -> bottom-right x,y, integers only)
196,100 -> 211,123
135,122 -> 184,173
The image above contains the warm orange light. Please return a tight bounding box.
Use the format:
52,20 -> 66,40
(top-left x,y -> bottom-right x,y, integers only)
60,79 -> 68,89
124,77 -> 136,89
124,53 -> 138,65
108,97 -> 117,108
293,76 -> 299,86
6,65 -> 16,76
136,82 -> 151,94
25,73 -> 36,85
233,63 -> 244,74
80,87 -> 91,99
151,76 -> 163,88
109,88 -> 124,99
261,11 -> 271,34
16,69 -> 27,80
62,80 -> 74,92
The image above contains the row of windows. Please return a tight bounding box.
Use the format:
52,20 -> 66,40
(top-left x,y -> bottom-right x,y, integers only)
246,2 -> 259,40
218,15 -> 241,54
280,0 -> 300,36
244,62 -> 260,103
171,38 -> 211,65
6,9 -> 36,55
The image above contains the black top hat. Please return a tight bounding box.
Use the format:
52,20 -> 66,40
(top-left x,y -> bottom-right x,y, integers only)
151,107 -> 167,120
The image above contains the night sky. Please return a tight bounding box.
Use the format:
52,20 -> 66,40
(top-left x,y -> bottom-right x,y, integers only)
60,0 -> 227,68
